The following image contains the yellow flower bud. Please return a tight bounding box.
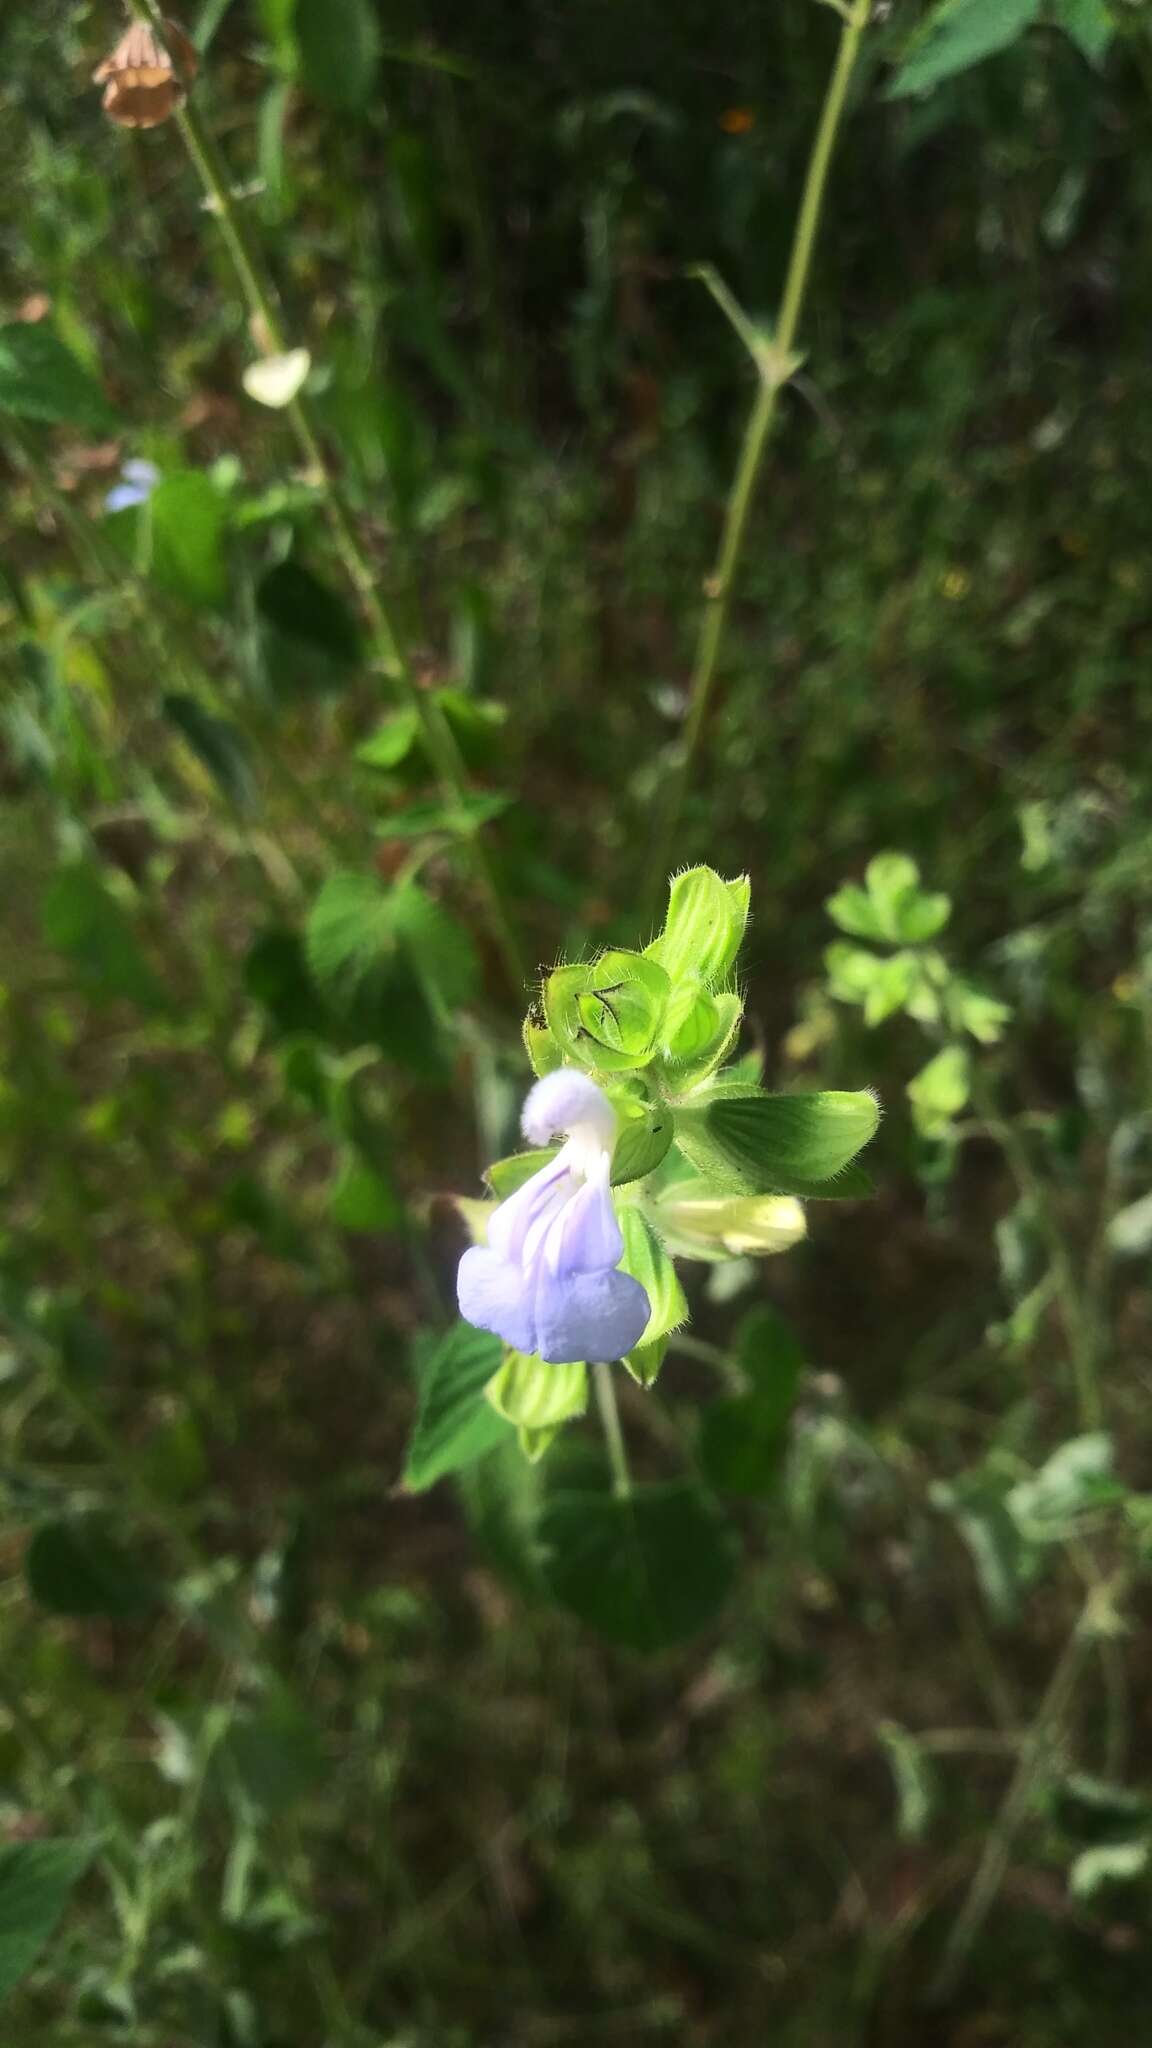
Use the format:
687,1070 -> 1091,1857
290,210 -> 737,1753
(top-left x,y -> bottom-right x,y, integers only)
655,1194 -> 806,1260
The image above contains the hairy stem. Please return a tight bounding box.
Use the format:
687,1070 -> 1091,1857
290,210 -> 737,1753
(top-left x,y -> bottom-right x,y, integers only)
125,0 -> 526,999
593,1362 -> 633,1498
970,1068 -> 1103,1431
643,0 -> 872,911
930,1580 -> 1117,1999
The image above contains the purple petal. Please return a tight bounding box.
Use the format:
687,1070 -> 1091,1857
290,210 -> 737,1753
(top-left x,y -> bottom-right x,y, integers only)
486,1152 -> 575,1263
105,483 -> 148,513
457,1246 -> 538,1354
533,1266 -> 650,1366
542,1172 -> 623,1277
122,459 -> 160,491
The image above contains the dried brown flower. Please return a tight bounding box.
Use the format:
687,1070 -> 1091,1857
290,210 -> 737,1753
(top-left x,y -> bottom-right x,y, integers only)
92,17 -> 198,129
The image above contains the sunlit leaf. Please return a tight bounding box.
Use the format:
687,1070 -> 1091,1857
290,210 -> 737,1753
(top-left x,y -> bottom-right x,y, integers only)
676,1090 -> 879,1198
887,0 -> 1040,100
146,471 -> 228,608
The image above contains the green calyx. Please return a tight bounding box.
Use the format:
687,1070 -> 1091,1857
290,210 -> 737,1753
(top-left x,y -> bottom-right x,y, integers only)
493,868 -> 878,1430
528,867 -> 750,1092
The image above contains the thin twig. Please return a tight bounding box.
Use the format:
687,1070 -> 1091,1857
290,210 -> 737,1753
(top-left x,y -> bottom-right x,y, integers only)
642,0 -> 873,913
593,1362 -> 633,1498
125,0 -> 527,1000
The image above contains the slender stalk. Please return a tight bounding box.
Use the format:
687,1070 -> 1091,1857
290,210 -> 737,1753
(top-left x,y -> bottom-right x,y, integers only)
593,1362 -> 632,1499
643,0 -> 872,912
930,1580 -> 1115,2000
969,1069 -> 1103,1431
125,0 -> 526,1000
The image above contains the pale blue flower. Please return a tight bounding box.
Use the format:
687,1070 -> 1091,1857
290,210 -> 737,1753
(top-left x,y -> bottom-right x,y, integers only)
105,459 -> 160,513
458,1069 -> 650,1365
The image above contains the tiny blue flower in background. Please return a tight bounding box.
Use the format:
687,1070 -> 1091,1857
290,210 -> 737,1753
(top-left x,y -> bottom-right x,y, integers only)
104,458 -> 160,513
458,1069 -> 650,1365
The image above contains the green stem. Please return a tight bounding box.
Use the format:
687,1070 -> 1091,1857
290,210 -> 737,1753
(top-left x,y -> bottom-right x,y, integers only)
929,1579 -> 1115,1999
592,1362 -> 632,1499
970,1069 -> 1103,1431
126,0 -> 526,1001
642,0 -> 872,912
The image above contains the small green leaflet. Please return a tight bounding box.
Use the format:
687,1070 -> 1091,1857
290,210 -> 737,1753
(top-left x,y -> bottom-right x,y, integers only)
887,0 -> 1040,100
1051,0 -> 1114,67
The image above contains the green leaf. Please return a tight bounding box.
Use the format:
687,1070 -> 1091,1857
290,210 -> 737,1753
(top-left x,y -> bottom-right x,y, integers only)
946,978 -> 1012,1044
887,0 -> 1041,99
403,1323 -> 512,1491
611,1106 -> 674,1187
698,1305 -> 804,1496
162,694 -> 254,810
1107,1193 -> 1152,1260
828,855 -> 950,946
618,1207 -> 688,1352
146,471 -> 228,608
486,1353 -> 587,1432
1008,1434 -> 1121,1538
538,1478 -> 738,1651
306,872 -> 394,1006
649,868 -> 749,988
26,1517 -> 158,1619
459,1437 -> 545,1597
0,1839 -> 91,2006
305,877 -> 474,1059
42,863 -> 165,1011
1051,0 -> 1114,67
294,0 -> 380,110
1069,1840 -> 1148,1902
877,1723 -> 936,1844
220,1696 -> 326,1816
863,952 -> 920,1026
373,794 -> 511,843
825,941 -> 884,1005
355,709 -> 421,770
931,1476 -> 1032,1623
825,884 -> 889,943
0,324 -> 120,433
328,1151 -> 400,1231
907,1045 -> 971,1138
677,1090 -> 879,1198
390,881 -> 479,1013
245,927 -> 329,1038
257,559 -> 361,690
